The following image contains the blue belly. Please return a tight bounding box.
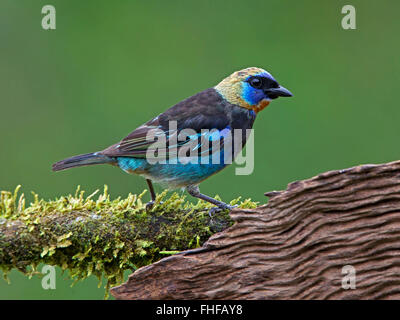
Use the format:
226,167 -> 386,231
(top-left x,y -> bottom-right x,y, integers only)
117,156 -> 227,188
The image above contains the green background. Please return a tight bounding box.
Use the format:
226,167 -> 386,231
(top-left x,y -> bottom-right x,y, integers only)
1,0 -> 399,299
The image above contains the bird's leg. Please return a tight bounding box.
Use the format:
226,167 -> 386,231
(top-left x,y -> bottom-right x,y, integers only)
145,179 -> 157,210
186,185 -> 236,217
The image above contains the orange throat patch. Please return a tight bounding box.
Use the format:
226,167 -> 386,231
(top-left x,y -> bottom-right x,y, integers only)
247,100 -> 270,113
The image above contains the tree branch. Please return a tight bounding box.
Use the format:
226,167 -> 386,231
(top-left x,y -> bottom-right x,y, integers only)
111,160 -> 400,299
0,188 -> 243,291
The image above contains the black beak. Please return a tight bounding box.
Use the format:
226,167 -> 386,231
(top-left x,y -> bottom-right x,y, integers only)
264,85 -> 293,99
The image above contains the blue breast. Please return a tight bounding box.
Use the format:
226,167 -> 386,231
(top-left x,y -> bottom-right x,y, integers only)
116,125 -> 243,187
117,155 -> 227,188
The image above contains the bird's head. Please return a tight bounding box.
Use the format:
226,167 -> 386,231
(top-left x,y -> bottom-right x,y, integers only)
214,67 -> 292,113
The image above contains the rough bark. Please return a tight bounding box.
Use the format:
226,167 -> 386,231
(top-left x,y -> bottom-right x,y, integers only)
111,160 -> 400,300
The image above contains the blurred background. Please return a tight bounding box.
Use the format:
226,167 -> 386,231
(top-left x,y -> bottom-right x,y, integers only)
1,0 -> 399,299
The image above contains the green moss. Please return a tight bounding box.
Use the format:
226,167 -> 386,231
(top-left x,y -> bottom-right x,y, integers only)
0,185 -> 258,297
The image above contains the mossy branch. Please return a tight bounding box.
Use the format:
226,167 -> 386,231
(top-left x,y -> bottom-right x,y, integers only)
0,185 -> 257,294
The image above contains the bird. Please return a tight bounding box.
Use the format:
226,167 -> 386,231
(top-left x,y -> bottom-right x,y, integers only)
52,67 -> 292,213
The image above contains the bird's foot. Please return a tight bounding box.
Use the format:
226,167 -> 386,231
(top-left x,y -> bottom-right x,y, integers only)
145,200 -> 164,211
208,204 -> 237,218
145,200 -> 155,211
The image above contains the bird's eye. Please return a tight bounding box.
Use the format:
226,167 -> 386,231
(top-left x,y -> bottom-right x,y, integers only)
249,77 -> 263,89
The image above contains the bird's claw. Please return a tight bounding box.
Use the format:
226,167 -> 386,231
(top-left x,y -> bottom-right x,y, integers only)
145,200 -> 164,211
145,201 -> 155,211
208,207 -> 221,217
208,204 -> 237,218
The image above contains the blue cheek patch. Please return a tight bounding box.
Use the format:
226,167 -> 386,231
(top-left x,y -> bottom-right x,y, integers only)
241,71 -> 277,105
241,82 -> 265,105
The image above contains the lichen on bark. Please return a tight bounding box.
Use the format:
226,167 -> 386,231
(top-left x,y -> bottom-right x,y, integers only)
0,185 -> 257,295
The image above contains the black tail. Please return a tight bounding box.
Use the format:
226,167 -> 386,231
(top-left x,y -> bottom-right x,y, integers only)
52,152 -> 114,172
